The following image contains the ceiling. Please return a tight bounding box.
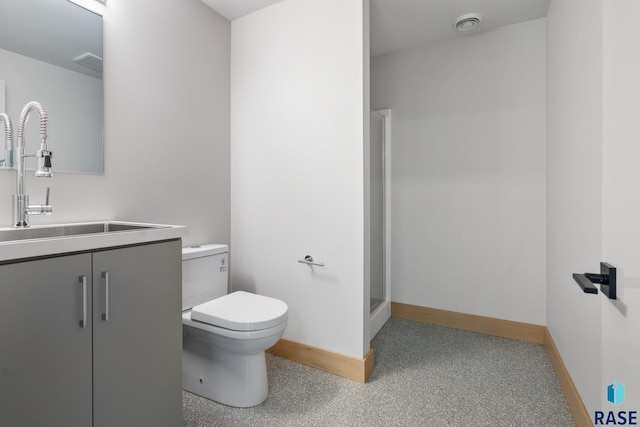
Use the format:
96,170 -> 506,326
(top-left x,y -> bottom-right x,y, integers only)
1,0 -> 550,79
370,0 -> 550,56
201,0 -> 285,21
201,0 -> 550,56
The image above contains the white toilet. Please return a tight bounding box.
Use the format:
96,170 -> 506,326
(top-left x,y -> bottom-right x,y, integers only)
181,244 -> 288,407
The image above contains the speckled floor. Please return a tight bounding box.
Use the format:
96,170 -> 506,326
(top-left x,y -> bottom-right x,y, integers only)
183,318 -> 575,427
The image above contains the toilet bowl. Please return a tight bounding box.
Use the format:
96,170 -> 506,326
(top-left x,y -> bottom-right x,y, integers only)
182,291 -> 288,407
181,245 -> 288,407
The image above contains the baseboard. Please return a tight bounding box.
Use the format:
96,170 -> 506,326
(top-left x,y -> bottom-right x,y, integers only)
544,329 -> 593,427
391,302 -> 545,343
267,338 -> 374,383
391,301 -> 592,426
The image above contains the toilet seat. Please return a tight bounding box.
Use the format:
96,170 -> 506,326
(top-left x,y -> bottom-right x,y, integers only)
183,311 -> 287,341
190,291 -> 288,332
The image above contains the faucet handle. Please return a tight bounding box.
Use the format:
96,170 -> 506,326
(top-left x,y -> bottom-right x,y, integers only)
25,187 -> 52,217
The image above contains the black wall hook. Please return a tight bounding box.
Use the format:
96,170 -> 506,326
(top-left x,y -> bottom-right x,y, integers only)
573,262 -> 617,299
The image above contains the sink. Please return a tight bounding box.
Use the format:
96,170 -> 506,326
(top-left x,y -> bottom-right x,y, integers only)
0,221 -> 187,262
0,222 -> 161,242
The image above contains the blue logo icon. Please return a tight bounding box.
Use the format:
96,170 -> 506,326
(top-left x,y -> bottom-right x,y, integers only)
608,381 -> 626,407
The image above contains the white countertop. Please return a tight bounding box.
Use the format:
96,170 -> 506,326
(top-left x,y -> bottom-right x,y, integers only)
0,221 -> 188,262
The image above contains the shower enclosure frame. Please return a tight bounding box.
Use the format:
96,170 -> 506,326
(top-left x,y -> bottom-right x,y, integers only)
370,108 -> 391,340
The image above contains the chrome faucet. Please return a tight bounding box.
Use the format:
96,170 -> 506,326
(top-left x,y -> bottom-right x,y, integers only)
12,101 -> 53,227
0,113 -> 13,168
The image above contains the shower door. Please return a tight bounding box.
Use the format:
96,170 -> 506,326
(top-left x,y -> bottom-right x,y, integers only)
370,109 -> 391,340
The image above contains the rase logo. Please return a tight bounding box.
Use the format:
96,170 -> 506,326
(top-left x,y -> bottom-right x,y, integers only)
595,381 -> 637,425
610,381 -> 627,407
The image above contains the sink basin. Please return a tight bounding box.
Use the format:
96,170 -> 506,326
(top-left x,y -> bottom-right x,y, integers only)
0,222 -> 161,242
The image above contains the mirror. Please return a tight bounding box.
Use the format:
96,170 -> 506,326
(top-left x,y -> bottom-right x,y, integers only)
0,0 -> 104,174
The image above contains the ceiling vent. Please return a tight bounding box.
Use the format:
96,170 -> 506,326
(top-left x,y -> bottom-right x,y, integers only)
455,13 -> 482,32
73,52 -> 103,72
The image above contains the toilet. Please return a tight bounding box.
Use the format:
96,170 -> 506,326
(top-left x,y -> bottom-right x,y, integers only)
181,244 -> 288,407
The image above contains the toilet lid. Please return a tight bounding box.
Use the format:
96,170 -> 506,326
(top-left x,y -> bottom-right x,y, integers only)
190,291 -> 288,331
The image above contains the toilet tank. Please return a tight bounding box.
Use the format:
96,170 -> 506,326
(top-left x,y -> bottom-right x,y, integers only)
182,244 -> 228,311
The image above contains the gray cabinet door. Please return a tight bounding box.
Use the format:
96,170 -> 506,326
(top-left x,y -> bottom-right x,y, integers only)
0,254 -> 93,427
92,240 -> 182,427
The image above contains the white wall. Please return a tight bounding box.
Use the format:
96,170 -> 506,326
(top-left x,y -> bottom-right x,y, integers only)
0,80 -> 5,112
0,0 -> 230,246
546,0 -> 604,415
602,0 -> 640,412
0,47 -> 103,173
231,0 -> 368,358
371,19 -> 547,325
547,0 -> 640,417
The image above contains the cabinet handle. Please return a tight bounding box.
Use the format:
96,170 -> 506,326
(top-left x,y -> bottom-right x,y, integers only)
101,271 -> 110,321
79,276 -> 87,328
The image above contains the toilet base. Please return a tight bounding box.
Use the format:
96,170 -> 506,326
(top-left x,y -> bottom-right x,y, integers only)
183,336 -> 269,407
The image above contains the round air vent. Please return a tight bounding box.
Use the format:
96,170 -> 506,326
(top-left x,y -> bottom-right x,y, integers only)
455,13 -> 482,31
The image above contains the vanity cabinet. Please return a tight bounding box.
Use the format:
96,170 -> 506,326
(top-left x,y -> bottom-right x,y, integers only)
92,240 -> 182,427
0,253 -> 93,427
0,239 -> 182,427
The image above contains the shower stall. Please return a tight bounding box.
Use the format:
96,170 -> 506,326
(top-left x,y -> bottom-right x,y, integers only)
369,109 -> 391,340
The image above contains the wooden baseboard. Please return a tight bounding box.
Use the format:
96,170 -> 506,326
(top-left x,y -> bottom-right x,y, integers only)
391,301 -> 591,426
267,338 -> 374,383
391,302 -> 546,344
544,329 -> 593,427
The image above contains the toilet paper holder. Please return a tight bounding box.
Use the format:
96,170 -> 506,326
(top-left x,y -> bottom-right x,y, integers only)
572,262 -> 616,299
298,255 -> 325,267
